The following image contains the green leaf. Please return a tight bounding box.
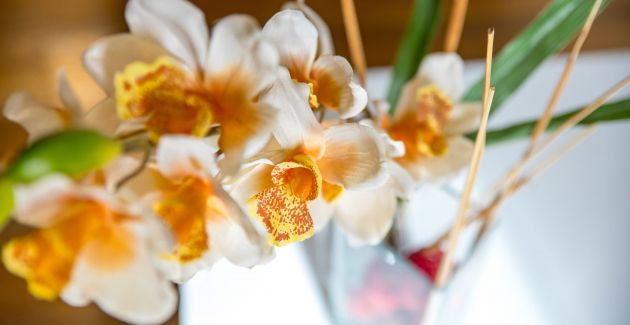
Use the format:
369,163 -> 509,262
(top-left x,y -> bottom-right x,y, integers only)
386,0 -> 441,112
6,129 -> 122,183
480,98 -> 630,145
462,0 -> 611,115
0,178 -> 14,229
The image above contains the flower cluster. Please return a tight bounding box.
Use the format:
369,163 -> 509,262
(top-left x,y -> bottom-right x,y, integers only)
0,0 -> 479,323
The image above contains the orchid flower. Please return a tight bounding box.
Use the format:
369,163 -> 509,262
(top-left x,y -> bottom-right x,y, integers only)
84,0 -> 280,174
2,173 -> 177,324
262,9 -> 367,119
309,121 -> 415,245
382,53 -> 482,182
230,70 -> 384,247
3,71 -> 82,145
144,135 -> 270,281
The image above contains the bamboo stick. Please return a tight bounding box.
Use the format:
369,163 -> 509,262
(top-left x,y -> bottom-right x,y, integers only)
434,28 -> 494,288
340,0 -> 367,86
444,0 -> 469,53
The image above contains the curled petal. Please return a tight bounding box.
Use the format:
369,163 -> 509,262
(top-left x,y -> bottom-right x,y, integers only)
125,0 -> 209,72
444,102 -> 482,136
83,34 -> 168,95
318,124 -> 385,189
282,1 -> 335,56
417,52 -> 465,101
311,55 -> 366,118
3,92 -> 68,144
206,15 -> 278,96
334,182 -> 397,245
386,161 -> 415,199
156,135 -> 219,179
263,9 -> 317,80
262,68 -> 324,152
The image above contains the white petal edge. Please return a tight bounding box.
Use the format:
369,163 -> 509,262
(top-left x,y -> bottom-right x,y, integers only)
83,33 -> 168,95
421,136 -> 474,183
3,92 -> 66,143
156,135 -> 219,179
56,70 -> 82,122
262,68 -> 324,151
334,182 -> 397,245
12,174 -> 75,227
206,15 -> 279,95
125,0 -> 208,72
263,9 -> 318,78
444,102 -> 483,136
282,1 -> 335,56
417,52 -> 465,101
318,123 -> 386,190
61,235 -> 178,325
83,98 -> 121,137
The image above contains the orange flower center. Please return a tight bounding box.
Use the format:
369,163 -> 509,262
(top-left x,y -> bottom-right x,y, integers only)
387,85 -> 453,163
115,56 -> 214,140
153,176 -> 227,263
2,198 -> 136,301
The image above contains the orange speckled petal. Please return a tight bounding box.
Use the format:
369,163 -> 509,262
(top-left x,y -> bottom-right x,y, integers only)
248,185 -> 314,246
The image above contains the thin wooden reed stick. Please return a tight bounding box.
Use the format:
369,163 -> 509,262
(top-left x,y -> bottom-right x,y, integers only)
444,0 -> 469,53
528,0 -> 602,145
430,126 -> 596,249
488,0 -> 602,196
434,29 -> 494,288
475,75 -> 629,243
340,0 -> 367,86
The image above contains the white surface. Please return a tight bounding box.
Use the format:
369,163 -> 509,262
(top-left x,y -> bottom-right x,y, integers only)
181,244 -> 331,325
183,49 -> 630,325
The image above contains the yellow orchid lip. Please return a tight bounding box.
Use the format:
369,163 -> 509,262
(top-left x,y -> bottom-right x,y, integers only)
248,154 -> 322,246
115,56 -> 215,141
2,198 -> 136,301
153,175 -> 223,263
387,84 -> 454,163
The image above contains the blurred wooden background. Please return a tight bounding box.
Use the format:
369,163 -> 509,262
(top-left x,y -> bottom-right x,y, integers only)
0,0 -> 628,323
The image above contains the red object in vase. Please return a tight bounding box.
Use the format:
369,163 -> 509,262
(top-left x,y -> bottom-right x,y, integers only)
407,248 -> 444,282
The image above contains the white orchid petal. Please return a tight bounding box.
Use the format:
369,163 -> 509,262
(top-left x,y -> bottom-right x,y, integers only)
422,136 -> 473,182
392,76 -> 428,121
62,238 -> 177,325
263,9 -> 318,78
206,15 -> 279,94
156,135 -> 219,178
386,160 -> 415,199
217,102 -> 277,176
125,0 -> 208,72
83,98 -> 121,137
83,34 -> 168,95
418,52 -> 465,100
211,182 -> 273,267
444,102 -> 483,136
12,175 -> 75,227
3,92 -> 67,143
56,70 -> 82,121
319,124 -> 385,189
263,68 -> 323,151
282,1 -> 334,56
308,197 -> 334,232
334,182 -> 397,245
311,55 -> 366,118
